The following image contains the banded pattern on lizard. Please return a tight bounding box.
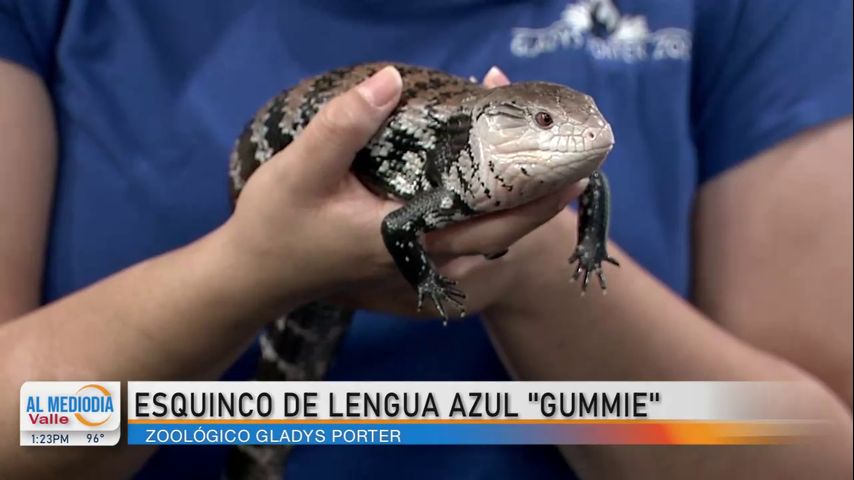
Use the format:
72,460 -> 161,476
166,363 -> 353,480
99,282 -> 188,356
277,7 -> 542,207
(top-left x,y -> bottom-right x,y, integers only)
225,63 -> 617,479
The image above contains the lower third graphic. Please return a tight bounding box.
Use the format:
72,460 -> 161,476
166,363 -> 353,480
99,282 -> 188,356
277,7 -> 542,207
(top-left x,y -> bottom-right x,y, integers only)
20,381 -> 121,446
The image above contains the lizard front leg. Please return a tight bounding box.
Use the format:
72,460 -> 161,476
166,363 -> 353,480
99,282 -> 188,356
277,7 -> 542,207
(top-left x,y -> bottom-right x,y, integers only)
569,170 -> 620,291
381,187 -> 469,320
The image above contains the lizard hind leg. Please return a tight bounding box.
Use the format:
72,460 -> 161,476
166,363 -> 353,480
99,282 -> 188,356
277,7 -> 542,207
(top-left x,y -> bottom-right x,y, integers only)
381,188 -> 469,321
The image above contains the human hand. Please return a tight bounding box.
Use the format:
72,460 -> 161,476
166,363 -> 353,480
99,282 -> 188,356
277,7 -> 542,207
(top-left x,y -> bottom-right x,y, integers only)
217,66 -> 405,310
219,65 -> 584,316
328,67 -> 587,317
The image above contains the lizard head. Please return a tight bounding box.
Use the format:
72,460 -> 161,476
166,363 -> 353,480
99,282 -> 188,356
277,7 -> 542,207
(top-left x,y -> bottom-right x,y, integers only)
467,82 -> 613,209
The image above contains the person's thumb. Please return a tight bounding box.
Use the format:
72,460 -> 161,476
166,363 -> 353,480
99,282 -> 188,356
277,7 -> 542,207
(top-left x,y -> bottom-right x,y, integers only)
285,65 -> 402,193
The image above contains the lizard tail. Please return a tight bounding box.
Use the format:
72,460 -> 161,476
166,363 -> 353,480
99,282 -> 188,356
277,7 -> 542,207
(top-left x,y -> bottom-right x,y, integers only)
223,302 -> 354,480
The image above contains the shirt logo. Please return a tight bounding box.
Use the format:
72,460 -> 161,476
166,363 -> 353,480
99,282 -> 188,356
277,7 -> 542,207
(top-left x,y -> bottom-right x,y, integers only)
510,0 -> 691,62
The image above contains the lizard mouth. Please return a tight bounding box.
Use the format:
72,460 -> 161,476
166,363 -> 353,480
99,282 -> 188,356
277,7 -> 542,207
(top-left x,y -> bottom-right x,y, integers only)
586,145 -> 613,153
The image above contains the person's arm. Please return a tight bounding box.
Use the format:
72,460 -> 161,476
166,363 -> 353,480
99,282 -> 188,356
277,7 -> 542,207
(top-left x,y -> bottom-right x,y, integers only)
0,61 -> 54,321
694,118 -> 853,408
482,118 -> 853,479
0,64 -> 579,478
0,60 -> 410,478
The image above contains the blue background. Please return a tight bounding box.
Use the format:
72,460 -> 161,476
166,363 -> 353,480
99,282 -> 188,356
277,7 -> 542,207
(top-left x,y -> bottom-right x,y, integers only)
1,0 -> 851,478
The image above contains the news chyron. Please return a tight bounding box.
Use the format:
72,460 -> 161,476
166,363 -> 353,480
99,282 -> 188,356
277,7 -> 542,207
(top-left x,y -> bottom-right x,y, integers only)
18,380 -> 816,447
20,381 -> 121,446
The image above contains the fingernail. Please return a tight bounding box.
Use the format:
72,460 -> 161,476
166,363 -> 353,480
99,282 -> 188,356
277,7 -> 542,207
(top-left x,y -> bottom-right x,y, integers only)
483,66 -> 509,87
357,66 -> 402,108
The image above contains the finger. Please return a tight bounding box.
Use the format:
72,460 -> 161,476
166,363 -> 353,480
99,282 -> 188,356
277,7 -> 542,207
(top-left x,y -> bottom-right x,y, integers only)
425,179 -> 587,256
483,66 -> 510,89
285,66 -> 402,193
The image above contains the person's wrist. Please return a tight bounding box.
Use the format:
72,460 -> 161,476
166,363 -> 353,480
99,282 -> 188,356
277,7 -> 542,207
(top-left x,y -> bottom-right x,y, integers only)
201,219 -> 302,319
484,209 -> 578,320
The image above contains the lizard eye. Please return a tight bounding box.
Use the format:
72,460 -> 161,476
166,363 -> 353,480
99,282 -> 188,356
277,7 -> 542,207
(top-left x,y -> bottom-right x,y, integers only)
534,111 -> 554,129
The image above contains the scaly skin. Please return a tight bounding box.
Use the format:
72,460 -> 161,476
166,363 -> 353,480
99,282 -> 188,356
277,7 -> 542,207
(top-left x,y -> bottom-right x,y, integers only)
225,62 -> 616,479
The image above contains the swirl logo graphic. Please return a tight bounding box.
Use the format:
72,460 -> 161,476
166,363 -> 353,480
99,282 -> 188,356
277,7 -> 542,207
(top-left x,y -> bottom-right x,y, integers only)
73,384 -> 114,427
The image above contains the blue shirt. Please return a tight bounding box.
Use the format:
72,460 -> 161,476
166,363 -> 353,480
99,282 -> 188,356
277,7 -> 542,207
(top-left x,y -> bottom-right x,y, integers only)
1,0 -> 851,478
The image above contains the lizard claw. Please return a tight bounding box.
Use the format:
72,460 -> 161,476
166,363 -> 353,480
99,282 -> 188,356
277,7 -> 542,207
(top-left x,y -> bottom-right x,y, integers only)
569,241 -> 618,294
416,273 -> 467,322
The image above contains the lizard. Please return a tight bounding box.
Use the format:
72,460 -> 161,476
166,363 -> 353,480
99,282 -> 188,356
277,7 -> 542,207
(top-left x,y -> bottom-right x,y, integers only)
224,62 -> 617,479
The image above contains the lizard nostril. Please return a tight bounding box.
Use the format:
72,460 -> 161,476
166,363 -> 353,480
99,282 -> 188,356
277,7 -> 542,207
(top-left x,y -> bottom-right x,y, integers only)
588,124 -> 615,150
